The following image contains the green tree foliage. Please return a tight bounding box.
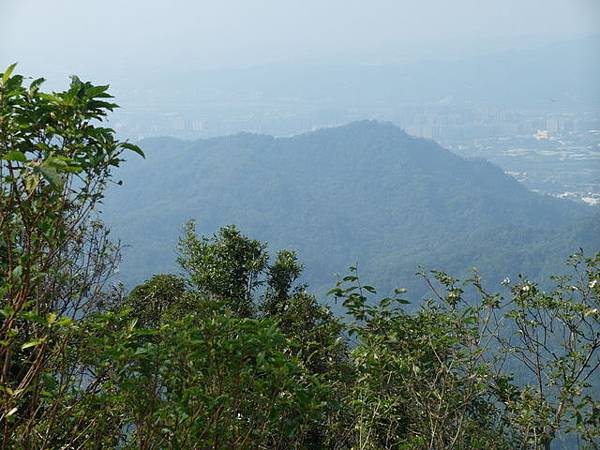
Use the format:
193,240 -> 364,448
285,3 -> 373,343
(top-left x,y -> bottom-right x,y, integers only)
493,252 -> 600,449
177,221 -> 268,317
125,273 -> 187,327
326,257 -> 600,449
74,309 -> 324,449
0,64 -> 142,446
328,269 -> 516,449
262,251 -> 353,447
264,249 -> 303,314
174,224 -> 354,447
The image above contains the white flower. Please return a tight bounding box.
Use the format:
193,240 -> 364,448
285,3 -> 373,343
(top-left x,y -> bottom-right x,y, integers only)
589,279 -> 598,289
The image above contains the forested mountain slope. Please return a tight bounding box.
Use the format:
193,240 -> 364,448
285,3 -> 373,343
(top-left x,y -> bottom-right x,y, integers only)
103,121 -> 598,295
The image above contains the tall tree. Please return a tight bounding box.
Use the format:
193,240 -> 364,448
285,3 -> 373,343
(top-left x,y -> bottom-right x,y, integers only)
0,64 -> 142,447
177,221 -> 268,317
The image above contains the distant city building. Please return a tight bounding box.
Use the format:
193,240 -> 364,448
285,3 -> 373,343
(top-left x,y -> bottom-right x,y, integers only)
191,119 -> 204,131
545,118 -> 560,133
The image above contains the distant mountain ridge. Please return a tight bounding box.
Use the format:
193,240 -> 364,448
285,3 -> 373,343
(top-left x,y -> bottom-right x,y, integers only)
103,121 -> 598,297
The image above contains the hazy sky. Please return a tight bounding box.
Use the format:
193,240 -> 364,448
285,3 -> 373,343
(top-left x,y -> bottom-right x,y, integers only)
2,0 -> 599,80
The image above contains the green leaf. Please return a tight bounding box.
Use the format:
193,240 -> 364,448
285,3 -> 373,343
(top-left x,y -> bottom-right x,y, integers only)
29,77 -> 45,92
87,84 -> 111,98
21,339 -> 45,350
128,318 -> 138,331
55,316 -> 73,327
1,62 -> 17,84
11,266 -> 23,279
39,166 -> 63,189
18,309 -> 43,324
2,151 -> 27,162
45,156 -> 69,168
24,174 -> 40,193
121,142 -> 145,158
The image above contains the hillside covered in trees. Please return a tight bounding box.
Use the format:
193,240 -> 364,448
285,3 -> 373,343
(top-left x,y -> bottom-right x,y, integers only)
104,121 -> 599,297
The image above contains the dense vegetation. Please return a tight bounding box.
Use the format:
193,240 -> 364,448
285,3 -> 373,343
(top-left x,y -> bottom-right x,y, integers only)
1,68 -> 600,449
102,121 -> 599,299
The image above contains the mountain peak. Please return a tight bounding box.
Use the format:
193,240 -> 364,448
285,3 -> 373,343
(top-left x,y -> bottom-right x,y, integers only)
298,120 -> 409,140
105,122 -> 595,295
